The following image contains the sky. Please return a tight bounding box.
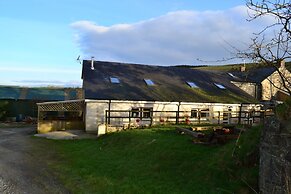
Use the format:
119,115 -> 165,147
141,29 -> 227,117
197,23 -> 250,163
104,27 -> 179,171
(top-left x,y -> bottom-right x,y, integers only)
0,0 -> 273,87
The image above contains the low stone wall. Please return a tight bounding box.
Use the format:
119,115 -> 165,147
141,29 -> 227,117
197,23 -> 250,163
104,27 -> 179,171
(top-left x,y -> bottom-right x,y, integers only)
259,117 -> 291,194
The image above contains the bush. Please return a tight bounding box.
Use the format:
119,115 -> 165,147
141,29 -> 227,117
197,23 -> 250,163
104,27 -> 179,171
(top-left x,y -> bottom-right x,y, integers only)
0,101 -> 8,121
276,97 -> 291,120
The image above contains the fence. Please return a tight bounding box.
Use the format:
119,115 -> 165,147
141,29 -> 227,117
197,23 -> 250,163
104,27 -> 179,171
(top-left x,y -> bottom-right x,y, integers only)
105,109 -> 274,128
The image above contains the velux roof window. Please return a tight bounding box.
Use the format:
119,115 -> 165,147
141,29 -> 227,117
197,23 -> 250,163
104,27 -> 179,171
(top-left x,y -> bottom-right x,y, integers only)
214,83 -> 226,89
110,77 -> 120,84
186,81 -> 199,88
144,79 -> 155,86
227,73 -> 236,78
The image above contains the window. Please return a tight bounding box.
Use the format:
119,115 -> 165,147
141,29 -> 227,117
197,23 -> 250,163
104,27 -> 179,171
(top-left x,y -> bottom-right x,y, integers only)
131,107 -> 153,118
144,79 -> 155,86
186,81 -> 199,88
142,108 -> 153,118
191,109 -> 209,118
131,108 -> 140,118
214,83 -> 226,89
191,109 -> 198,118
110,77 -> 120,84
227,73 -> 236,78
200,109 -> 209,118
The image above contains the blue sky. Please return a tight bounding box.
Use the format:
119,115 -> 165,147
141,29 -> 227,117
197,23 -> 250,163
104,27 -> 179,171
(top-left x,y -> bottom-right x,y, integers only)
0,0 -> 263,87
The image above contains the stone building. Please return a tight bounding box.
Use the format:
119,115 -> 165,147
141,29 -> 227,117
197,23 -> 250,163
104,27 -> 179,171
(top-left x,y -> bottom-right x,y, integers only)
230,61 -> 291,101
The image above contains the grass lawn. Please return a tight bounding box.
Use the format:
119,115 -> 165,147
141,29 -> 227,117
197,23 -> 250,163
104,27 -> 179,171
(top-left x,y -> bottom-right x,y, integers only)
35,125 -> 261,194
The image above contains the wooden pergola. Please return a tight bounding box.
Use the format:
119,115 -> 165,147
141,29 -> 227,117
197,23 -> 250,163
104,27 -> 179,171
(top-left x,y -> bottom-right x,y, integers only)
37,100 -> 85,133
38,100 -> 85,112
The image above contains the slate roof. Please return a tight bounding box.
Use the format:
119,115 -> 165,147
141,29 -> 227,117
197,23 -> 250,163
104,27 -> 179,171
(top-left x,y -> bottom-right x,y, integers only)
82,60 -> 256,103
229,67 -> 276,83
0,86 -> 80,101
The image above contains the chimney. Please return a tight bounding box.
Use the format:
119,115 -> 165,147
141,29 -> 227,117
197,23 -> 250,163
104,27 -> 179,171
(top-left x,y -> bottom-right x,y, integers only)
91,56 -> 95,70
240,60 -> 246,72
240,65 -> 246,72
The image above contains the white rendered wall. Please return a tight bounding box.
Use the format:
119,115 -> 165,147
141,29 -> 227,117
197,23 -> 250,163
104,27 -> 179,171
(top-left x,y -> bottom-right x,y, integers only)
84,100 -> 261,132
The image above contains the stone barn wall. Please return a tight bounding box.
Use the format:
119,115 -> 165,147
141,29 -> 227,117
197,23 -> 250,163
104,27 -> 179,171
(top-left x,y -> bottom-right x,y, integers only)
232,81 -> 260,99
261,64 -> 291,101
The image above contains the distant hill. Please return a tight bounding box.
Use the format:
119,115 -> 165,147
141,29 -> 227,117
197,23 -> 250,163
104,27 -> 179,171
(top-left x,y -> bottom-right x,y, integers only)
187,61 -> 291,72
0,85 -> 83,101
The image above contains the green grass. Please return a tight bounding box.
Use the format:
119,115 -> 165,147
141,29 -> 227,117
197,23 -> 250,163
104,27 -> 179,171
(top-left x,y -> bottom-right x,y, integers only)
35,125 -> 261,193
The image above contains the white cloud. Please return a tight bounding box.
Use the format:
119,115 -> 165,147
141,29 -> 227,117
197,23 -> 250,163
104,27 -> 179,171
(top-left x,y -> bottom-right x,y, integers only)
71,6 -> 275,65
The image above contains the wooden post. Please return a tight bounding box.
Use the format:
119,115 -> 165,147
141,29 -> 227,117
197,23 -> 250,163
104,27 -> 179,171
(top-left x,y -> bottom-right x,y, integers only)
218,111 -> 220,124
176,102 -> 181,124
238,104 -> 242,125
105,110 -> 108,125
139,108 -> 142,122
128,111 -> 131,128
150,114 -> 153,126
37,106 -> 40,133
105,110 -> 108,132
108,100 -> 111,124
198,110 -> 201,124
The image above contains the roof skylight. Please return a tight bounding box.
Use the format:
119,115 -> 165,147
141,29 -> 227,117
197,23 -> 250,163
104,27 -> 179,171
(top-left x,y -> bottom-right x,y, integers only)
227,73 -> 236,78
144,79 -> 155,86
186,81 -> 199,88
110,77 -> 120,84
214,83 -> 226,89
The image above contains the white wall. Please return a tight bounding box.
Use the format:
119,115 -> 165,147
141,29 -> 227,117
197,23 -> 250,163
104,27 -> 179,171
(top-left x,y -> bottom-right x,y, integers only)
85,101 -> 108,132
84,100 -> 262,132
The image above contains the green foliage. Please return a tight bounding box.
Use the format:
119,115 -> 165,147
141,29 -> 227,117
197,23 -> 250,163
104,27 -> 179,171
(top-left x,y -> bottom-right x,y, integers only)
275,97 -> 291,133
276,97 -> 291,121
34,125 -> 262,193
0,100 -> 8,120
234,126 -> 261,166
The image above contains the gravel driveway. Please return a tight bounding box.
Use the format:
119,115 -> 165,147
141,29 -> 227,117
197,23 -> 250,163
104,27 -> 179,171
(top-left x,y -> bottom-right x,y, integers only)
0,127 -> 69,194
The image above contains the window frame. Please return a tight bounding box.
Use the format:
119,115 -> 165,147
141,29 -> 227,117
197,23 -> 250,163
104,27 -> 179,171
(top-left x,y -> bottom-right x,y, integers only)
110,77 -> 120,84
186,81 -> 199,88
200,109 -> 210,118
191,109 -> 199,118
131,107 -> 153,119
131,108 -> 140,118
144,79 -> 155,86
141,108 -> 153,118
214,83 -> 226,89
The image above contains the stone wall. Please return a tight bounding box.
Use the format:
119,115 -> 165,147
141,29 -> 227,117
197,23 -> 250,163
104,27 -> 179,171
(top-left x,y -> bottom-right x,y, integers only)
232,81 -> 259,99
260,117 -> 291,194
261,64 -> 291,101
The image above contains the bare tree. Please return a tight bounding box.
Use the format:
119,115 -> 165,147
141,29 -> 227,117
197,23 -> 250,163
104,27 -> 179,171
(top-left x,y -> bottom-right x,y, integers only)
238,0 -> 291,96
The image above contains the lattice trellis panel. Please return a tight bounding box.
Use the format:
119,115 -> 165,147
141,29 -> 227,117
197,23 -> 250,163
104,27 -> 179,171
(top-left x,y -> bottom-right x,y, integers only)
38,101 -> 84,112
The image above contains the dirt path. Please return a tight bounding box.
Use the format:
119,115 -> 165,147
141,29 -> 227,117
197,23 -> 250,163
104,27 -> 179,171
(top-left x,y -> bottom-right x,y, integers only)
0,127 -> 69,194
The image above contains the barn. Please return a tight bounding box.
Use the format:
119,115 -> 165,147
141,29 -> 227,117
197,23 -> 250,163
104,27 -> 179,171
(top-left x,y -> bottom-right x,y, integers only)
37,60 -> 263,135
0,86 -> 82,122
